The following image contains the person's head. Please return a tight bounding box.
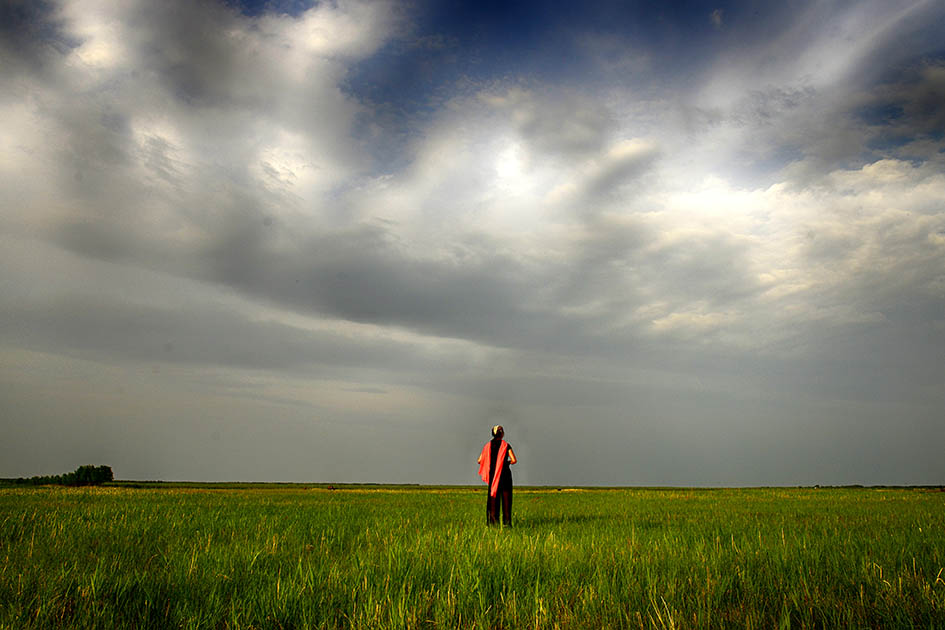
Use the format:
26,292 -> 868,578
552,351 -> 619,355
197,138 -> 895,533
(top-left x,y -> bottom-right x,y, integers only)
491,425 -> 504,439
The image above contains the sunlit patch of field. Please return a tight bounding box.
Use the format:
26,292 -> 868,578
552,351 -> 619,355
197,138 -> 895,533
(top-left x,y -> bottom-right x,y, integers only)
2,485 -> 945,628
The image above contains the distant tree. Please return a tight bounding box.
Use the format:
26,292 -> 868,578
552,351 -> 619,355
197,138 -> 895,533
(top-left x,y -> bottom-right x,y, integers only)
21,465 -> 113,486
69,465 -> 114,485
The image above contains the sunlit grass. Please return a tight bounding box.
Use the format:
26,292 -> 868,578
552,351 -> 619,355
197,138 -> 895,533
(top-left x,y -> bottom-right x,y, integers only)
2,486 -> 944,628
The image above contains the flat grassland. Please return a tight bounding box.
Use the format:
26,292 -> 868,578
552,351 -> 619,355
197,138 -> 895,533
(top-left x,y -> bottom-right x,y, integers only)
2,485 -> 944,628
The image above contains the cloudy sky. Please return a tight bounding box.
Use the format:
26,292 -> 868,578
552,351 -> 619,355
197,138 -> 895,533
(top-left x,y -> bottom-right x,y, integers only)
1,0 -> 943,485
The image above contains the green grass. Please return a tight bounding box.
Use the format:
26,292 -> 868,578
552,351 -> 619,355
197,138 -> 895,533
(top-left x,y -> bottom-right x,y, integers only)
2,485 -> 945,628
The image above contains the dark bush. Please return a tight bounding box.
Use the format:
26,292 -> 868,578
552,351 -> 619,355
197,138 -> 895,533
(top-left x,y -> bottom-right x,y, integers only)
71,465 -> 113,485
18,465 -> 114,486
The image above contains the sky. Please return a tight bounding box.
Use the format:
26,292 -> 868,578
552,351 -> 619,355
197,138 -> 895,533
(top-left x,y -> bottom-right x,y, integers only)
1,0 -> 943,486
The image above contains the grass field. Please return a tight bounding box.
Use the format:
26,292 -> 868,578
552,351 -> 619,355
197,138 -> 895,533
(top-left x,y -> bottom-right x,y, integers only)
2,484 -> 945,628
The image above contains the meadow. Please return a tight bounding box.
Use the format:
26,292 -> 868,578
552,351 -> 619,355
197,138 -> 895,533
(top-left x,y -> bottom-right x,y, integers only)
2,484 -> 945,629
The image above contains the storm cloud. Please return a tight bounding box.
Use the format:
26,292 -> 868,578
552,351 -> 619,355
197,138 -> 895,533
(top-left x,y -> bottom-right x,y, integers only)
2,0 -> 943,485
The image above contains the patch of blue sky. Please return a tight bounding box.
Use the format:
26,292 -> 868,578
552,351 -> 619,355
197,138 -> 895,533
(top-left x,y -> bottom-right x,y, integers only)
0,0 -> 81,53
342,0 -> 782,115
866,134 -> 921,154
855,103 -> 905,127
223,0 -> 314,18
341,0 -> 791,174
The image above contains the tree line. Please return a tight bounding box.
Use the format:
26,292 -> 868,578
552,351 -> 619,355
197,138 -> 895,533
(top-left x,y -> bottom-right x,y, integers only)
11,465 -> 114,486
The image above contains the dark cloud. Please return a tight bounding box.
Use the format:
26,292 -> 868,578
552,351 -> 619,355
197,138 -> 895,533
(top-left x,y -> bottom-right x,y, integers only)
581,143 -> 660,201
0,0 -> 76,83
516,92 -> 616,159
0,290 -> 481,376
45,204 -> 623,357
858,61 -> 945,158
123,1 -> 280,110
645,231 -> 762,308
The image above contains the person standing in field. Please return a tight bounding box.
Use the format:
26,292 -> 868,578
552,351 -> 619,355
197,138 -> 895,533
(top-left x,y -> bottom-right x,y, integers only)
477,425 -> 517,526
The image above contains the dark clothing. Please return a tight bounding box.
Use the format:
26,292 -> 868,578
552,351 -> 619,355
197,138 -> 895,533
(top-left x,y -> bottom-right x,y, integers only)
487,437 -> 512,525
487,437 -> 513,488
487,487 -> 512,526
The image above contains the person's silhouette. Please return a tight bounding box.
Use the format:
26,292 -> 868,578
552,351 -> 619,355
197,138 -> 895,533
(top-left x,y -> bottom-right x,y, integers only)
477,425 -> 517,526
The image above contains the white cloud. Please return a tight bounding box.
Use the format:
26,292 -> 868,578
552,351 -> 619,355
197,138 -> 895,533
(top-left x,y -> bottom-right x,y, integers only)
276,0 -> 396,60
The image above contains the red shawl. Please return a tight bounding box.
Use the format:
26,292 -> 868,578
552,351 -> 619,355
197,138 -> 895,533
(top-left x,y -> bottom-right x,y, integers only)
478,440 -> 509,497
